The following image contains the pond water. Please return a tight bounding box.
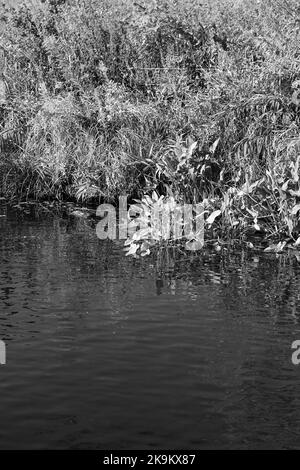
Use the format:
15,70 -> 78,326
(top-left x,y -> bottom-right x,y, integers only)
0,203 -> 300,449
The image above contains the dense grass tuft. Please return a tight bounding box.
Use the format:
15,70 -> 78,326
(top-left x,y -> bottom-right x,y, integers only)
1,0 -> 300,244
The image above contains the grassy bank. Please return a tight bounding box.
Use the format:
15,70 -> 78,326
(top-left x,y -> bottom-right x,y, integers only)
1,0 -> 300,248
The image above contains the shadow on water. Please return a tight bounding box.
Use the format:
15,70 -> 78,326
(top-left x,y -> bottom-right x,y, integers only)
0,203 -> 300,449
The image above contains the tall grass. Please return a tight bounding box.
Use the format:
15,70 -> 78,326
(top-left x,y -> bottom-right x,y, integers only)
0,0 -> 300,243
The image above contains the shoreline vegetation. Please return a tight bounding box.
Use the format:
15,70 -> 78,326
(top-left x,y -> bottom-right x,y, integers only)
1,0 -> 300,254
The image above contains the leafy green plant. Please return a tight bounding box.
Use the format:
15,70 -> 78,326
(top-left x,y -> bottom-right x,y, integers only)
1,0 -> 300,254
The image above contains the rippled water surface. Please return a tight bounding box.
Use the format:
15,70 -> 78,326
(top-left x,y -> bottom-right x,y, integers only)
0,204 -> 300,449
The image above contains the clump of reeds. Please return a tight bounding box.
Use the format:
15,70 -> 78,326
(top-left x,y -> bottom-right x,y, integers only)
0,0 -> 300,248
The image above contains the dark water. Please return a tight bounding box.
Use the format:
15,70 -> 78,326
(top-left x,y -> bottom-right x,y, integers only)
0,204 -> 300,449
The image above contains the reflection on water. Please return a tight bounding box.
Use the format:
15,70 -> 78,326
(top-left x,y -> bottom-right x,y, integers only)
0,204 -> 300,449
